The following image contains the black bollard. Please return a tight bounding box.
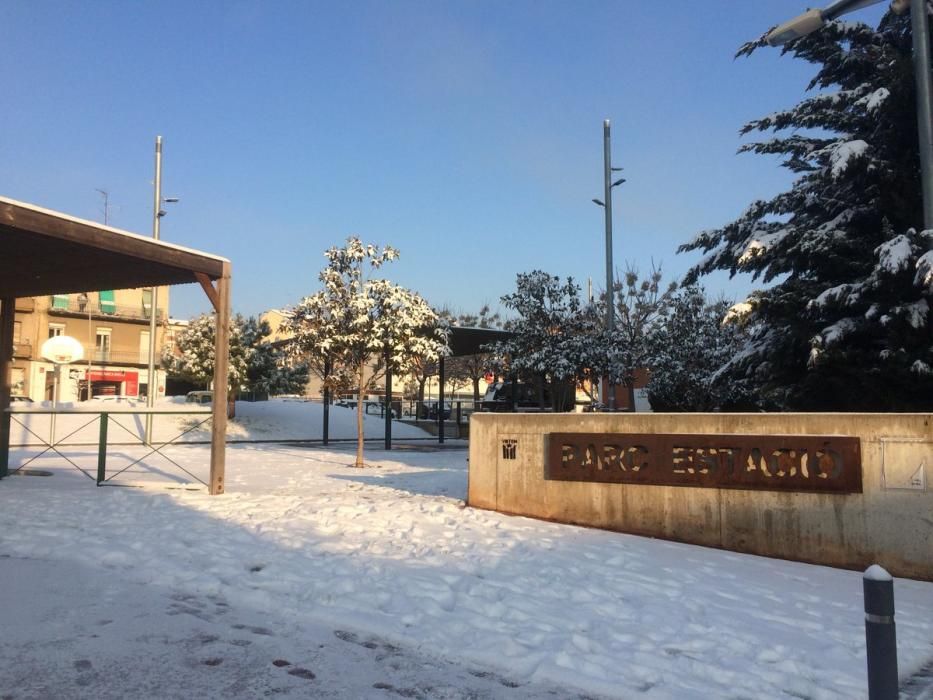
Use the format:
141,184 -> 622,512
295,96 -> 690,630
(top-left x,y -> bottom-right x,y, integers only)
863,564 -> 898,700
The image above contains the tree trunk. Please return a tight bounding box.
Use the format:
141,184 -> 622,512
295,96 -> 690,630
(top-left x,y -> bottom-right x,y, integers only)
472,377 -> 481,402
355,361 -> 365,467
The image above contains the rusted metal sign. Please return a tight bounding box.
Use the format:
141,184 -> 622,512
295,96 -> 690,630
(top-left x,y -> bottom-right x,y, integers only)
546,433 -> 862,493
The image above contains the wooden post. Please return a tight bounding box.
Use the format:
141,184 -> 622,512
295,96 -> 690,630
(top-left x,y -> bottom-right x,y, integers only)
209,263 -> 231,495
0,297 -> 14,478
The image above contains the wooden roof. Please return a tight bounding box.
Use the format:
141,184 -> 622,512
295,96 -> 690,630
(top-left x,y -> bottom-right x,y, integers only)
0,196 -> 228,298
447,326 -> 512,357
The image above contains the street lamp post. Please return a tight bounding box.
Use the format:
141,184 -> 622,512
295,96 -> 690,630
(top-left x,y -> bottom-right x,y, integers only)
766,0 -> 933,230
592,119 -> 626,410
145,136 -> 178,444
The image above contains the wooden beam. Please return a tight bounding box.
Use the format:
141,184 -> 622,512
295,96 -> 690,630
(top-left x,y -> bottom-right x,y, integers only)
0,297 -> 14,478
209,262 -> 231,495
195,272 -> 220,312
1,204 -> 227,278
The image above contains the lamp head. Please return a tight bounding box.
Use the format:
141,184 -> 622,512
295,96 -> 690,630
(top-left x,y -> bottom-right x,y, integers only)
766,8 -> 824,46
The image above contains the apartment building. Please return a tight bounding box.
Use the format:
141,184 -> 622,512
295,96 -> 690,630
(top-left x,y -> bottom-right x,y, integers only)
12,287 -> 169,402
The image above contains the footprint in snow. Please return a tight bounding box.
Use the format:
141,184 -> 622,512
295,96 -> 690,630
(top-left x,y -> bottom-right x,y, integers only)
287,667 -> 316,680
468,669 -> 522,688
232,623 -> 274,636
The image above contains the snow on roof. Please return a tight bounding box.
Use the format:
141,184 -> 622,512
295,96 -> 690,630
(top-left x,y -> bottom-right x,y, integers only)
0,195 -> 230,264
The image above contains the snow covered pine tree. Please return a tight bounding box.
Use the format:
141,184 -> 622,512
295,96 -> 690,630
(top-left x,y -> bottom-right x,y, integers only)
680,10 -> 933,410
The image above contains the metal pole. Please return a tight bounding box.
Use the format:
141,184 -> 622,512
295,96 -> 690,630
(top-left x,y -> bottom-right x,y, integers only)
911,0 -> 933,231
145,136 -> 162,444
96,413 -> 108,485
437,356 -> 445,444
384,343 -> 392,451
603,119 -> 616,411
863,565 -> 898,699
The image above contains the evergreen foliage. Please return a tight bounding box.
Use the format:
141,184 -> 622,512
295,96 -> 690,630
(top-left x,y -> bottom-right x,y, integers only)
489,271 -> 601,410
163,313 -> 249,391
679,11 -> 933,410
644,286 -> 751,411
165,314 -> 308,396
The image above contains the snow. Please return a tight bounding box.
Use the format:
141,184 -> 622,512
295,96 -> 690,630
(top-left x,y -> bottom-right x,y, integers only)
737,228 -> 790,265
864,565 -> 893,582
916,250 -> 933,289
858,87 -> 890,113
876,234 -> 914,275
821,317 -> 858,347
722,301 -> 753,324
3,412 -> 933,698
829,139 -> 869,178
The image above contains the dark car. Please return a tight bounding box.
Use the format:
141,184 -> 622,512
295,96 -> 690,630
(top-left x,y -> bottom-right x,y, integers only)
418,400 -> 451,420
480,382 -> 550,412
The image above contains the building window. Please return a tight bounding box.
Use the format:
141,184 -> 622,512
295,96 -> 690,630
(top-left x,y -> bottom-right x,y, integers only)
12,368 -> 25,395
139,330 -> 150,364
51,294 -> 69,310
95,328 -> 112,362
13,321 -> 21,344
142,289 -> 153,318
99,290 -> 116,315
48,323 -> 65,339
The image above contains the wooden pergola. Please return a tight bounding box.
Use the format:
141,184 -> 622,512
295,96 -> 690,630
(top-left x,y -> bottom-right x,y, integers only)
0,196 -> 231,495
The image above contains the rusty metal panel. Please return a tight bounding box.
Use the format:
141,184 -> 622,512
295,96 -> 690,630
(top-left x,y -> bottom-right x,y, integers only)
546,433 -> 862,494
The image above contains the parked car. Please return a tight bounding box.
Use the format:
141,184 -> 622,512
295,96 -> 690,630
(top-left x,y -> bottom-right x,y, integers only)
335,398 -> 398,418
10,395 -> 34,404
418,400 -> 451,420
480,382 -> 550,412
185,390 -> 213,405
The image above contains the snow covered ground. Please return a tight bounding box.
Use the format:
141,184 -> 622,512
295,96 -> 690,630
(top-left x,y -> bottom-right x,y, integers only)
3,427 -> 933,698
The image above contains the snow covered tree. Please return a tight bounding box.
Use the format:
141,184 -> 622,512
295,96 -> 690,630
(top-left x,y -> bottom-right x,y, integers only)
166,314 -> 307,398
163,313 -> 249,392
596,265 -> 677,395
489,271 -> 600,411
282,238 -> 447,467
644,286 -> 752,411
680,11 -> 933,410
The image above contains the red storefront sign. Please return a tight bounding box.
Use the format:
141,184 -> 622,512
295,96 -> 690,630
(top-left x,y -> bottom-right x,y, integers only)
88,370 -> 125,382
87,370 -> 139,396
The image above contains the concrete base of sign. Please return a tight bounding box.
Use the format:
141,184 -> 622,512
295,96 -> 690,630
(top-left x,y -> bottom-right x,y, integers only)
468,413 -> 933,580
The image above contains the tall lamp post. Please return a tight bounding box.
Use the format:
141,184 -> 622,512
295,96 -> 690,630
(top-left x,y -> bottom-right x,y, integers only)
766,0 -> 933,231
145,136 -> 178,443
592,119 -> 626,410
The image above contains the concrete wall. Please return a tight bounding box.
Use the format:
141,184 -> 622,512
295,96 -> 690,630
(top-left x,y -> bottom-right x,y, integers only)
468,413 -> 933,580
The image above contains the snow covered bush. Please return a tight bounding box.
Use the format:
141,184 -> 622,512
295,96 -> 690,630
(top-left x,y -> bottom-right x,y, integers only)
488,271 -> 601,410
162,313 -> 249,392
644,286 -> 752,411
164,314 -> 307,397
679,11 -> 933,410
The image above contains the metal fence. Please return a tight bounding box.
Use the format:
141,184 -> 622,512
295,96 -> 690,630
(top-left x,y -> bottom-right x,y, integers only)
4,408 -> 212,489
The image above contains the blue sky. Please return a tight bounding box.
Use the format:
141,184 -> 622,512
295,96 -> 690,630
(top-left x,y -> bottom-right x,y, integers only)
1,1 -> 887,320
